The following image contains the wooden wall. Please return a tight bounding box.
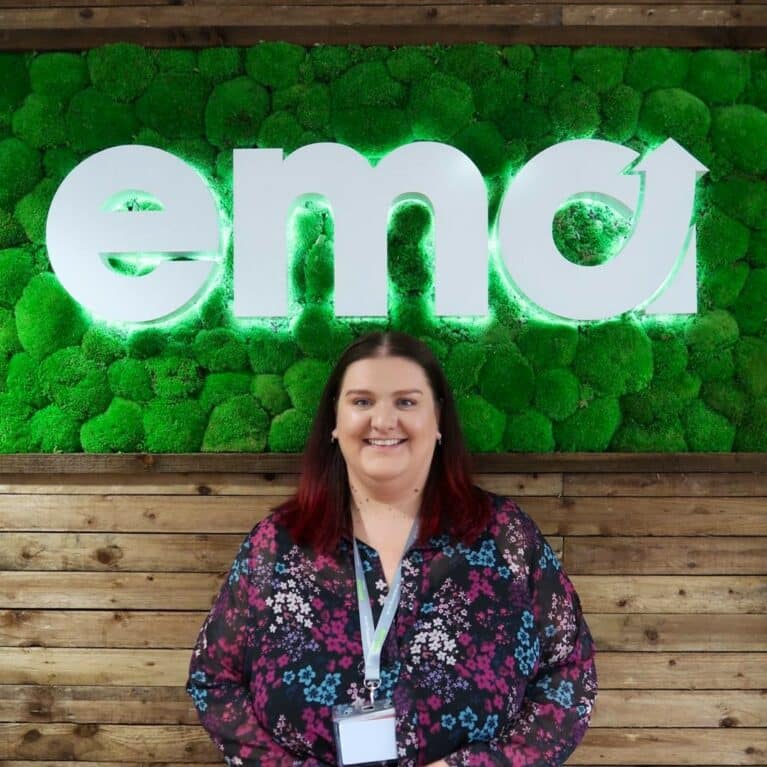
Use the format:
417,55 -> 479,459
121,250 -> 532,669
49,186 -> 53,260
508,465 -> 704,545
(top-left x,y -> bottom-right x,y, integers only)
0,453 -> 765,765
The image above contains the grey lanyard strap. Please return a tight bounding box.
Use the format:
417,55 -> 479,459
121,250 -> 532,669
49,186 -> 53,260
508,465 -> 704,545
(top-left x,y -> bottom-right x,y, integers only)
352,521 -> 418,704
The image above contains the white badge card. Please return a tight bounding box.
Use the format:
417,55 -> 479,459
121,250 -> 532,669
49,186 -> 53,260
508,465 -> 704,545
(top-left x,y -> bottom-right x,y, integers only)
332,700 -> 398,766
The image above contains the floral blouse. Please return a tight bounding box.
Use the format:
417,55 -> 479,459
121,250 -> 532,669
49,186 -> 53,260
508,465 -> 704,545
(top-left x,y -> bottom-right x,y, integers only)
187,492 -> 597,766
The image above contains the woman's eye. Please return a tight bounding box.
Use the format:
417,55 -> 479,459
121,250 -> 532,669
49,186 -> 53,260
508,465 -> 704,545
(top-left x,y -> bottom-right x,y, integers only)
398,398 -> 416,408
353,398 -> 371,407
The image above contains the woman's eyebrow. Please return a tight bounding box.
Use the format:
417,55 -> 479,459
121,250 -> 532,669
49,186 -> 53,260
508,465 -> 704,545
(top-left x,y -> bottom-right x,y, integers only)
342,388 -> 424,396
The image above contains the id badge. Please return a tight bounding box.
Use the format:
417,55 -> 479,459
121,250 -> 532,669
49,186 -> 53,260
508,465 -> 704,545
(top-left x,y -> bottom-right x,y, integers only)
332,699 -> 398,766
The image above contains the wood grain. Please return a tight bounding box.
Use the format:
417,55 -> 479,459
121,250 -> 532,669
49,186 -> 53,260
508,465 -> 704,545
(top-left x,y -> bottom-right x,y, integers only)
563,473 -> 767,498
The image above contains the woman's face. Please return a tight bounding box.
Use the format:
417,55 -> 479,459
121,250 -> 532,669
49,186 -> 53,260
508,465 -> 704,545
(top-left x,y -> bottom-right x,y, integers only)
332,355 -> 441,495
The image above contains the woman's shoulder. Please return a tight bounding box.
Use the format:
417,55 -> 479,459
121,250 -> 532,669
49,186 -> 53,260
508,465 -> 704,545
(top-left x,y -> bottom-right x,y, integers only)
240,507 -> 296,559
478,488 -> 543,548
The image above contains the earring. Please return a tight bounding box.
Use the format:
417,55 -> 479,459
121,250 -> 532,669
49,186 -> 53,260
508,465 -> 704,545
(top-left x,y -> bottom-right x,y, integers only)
331,434 -> 337,444
437,433 -> 442,446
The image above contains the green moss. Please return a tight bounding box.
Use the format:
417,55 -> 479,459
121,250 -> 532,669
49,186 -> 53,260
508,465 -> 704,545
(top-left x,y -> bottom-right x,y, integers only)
12,94 -> 66,149
712,175 -> 767,231
573,47 -> 626,93
697,207 -> 750,269
638,88 -> 711,149
0,54 -> 29,127
252,373 -> 290,414
749,231 -> 767,268
685,50 -> 748,105
292,305 -> 353,361
701,380 -> 748,425
517,322 -> 578,370
107,358 -> 153,402
66,88 -> 138,153
0,393 -> 32,452
703,261 -> 749,309
248,328 -> 300,373
689,347 -> 735,382
711,105 -> 767,176
622,370 -> 700,425
86,44 -> 154,103
625,48 -> 689,91
611,418 -> 687,451
0,138 -> 41,209
387,48 -> 434,82
444,341 -> 486,395
245,43 -> 306,89
457,393 -> 505,452
152,49 -> 197,72
388,202 -> 431,294
15,273 -> 87,359
28,404 -> 80,452
268,407 -> 312,451
409,73 -> 474,141
258,111 -> 304,153
503,408 -> 554,452
275,84 -> 331,132
127,328 -> 169,359
144,399 -> 205,452
0,246 -> 34,307
553,199 -> 631,266
192,328 -> 248,372
527,47 -> 572,107
6,352 -> 46,407
649,332 -> 688,379
478,345 -> 534,413
500,101 -> 548,142
745,51 -> 767,111
734,397 -> 767,450
735,336 -> 767,396
81,326 -> 124,366
199,47 -> 242,83
732,269 -> 767,335
80,397 -> 144,452
600,84 -> 642,142
284,358 -> 332,413
14,178 -> 57,244
196,372 -> 251,414
438,44 -> 501,87
136,73 -> 209,139
302,237 -> 335,303
473,68 -> 525,129
331,107 -> 410,153
331,62 -> 404,111
147,355 -> 202,400
310,46 -> 351,82
680,398 -> 735,451
452,121 -> 506,176
574,321 -> 653,396
550,82 -> 601,139
0,208 -> 24,248
502,45 -> 534,72
0,306 -> 20,359
553,395 -> 620,450
39,347 -> 110,421
202,394 -> 269,451
685,309 -> 740,354
204,77 -> 269,149
534,368 -> 579,421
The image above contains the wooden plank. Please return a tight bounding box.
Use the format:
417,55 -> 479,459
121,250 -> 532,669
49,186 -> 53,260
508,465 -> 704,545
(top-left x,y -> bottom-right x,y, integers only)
564,537 -> 767,575
564,3 -> 767,26
0,611 -> 205,649
564,473 -> 767,498
0,723 -> 219,761
588,614 -> 767,652
570,727 -> 767,765
573,576 -> 767,614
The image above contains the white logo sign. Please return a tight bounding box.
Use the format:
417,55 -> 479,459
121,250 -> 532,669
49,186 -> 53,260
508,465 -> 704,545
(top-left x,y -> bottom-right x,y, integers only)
45,139 -> 707,324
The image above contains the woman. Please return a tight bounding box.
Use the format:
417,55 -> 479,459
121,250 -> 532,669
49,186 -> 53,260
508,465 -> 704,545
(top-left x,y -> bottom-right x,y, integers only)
188,331 -> 597,766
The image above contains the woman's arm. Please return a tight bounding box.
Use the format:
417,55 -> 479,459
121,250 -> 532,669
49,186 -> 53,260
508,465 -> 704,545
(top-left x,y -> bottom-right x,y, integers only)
187,531 -> 319,766
442,517 -> 597,767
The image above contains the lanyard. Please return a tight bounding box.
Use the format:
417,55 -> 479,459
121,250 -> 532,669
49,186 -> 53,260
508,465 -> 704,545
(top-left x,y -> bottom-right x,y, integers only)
352,520 -> 418,705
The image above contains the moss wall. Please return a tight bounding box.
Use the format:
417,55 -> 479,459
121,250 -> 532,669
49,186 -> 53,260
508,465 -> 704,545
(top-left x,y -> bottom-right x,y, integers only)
0,43 -> 765,453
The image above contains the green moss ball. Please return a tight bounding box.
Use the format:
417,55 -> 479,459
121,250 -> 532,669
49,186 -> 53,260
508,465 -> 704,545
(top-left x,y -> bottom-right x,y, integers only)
14,178 -> 57,244
310,46 -> 351,82
331,62 -> 404,110
147,355 -> 202,400
284,358 -> 332,413
192,328 -> 248,372
689,347 -> 735,383
734,397 -> 767,450
712,175 -> 767,231
527,47 -> 572,107
151,49 -> 196,73
703,261 -> 749,309
0,393 -> 32,452
245,42 -> 306,89
107,358 -> 153,402
274,84 -> 330,132
439,44 -> 501,87
574,321 -> 653,396
681,398 -> 735,451
258,111 -> 304,153
247,328 -> 301,373
15,273 -> 87,359
611,418 -> 687,451
473,68 -> 525,129
503,408 -> 555,452
600,84 -> 642,142
0,246 -> 34,307
12,94 -> 66,149
622,370 -> 701,425
136,73 -> 209,139
745,51 -> 767,111
638,88 -> 710,148
534,368 -> 579,421
292,305 -> 353,362
735,336 -> 767,396
126,328 -> 169,359
268,407 -> 312,452
452,121 -> 506,176
199,47 -> 243,83
27,404 -> 79,452
144,399 -> 206,452
252,373 -> 290,415
684,309 -> 740,353
503,45 -> 534,72
204,77 -> 270,149
0,305 -> 20,359
39,346 -> 111,421
573,47 -> 627,93
66,88 -> 138,153
80,397 -> 144,452
457,393 -> 505,452
554,396 -> 621,451
202,394 -> 269,452
444,341 -> 486,395
478,345 -> 535,413
553,199 -> 631,266
331,107 -> 410,154
0,208 -> 24,249
685,50 -> 748,105
749,231 -> 767,268
650,332 -> 689,379
387,48 -> 434,82
81,326 -> 124,366
499,101 -> 549,142
0,53 -> 30,127
732,269 -> 767,335
0,138 -> 41,209
301,235 -> 334,302
625,48 -> 689,91
698,207 -> 750,269
701,380 -> 748,425
86,44 -> 155,102
711,105 -> 767,175
6,351 -> 47,407
517,322 -> 578,370
409,73 -> 474,141
198,372 -> 252,413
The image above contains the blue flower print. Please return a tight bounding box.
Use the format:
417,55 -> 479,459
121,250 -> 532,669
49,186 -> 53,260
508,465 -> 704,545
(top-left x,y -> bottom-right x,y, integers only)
498,565 -> 511,579
421,602 -> 435,614
190,670 -> 206,683
469,713 -> 499,743
539,541 -> 561,571
516,626 -> 530,647
458,706 -> 478,730
282,670 -> 296,684
297,665 -> 316,685
441,714 -> 456,730
545,624 -> 556,637
443,545 -> 455,558
522,611 -> 534,629
228,555 -> 250,585
305,672 -> 342,706
275,562 -> 287,574
537,676 -> 574,708
190,686 -> 208,712
463,539 -> 497,567
514,636 -> 540,676
379,661 -> 401,700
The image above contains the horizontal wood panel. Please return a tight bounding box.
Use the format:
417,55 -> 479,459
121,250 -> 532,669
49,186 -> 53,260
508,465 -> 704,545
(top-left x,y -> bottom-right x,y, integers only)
563,3 -> 767,25
3,573 -> 764,613
563,473 -> 767,498
4,648 -> 765,689
565,538 -> 767,575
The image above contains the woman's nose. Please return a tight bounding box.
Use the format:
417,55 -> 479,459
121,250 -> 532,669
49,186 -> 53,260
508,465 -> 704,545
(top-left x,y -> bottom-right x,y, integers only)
371,403 -> 397,430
